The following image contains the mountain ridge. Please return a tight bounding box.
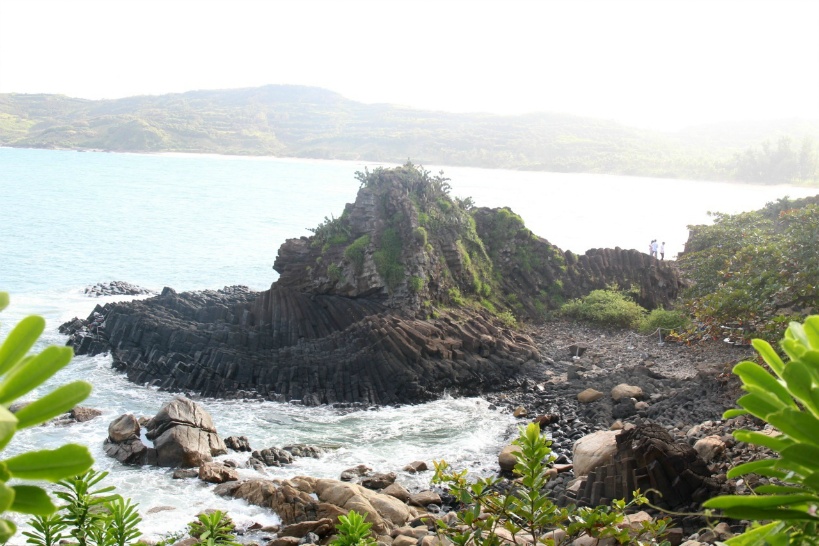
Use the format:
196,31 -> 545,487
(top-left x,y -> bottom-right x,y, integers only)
2,84 -> 818,182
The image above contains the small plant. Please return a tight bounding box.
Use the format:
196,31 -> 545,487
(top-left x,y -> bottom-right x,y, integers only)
560,287 -> 647,329
702,315 -> 819,544
433,422 -> 670,545
344,235 -> 370,273
447,287 -> 465,307
328,263 -> 344,282
22,513 -> 68,546
329,510 -> 377,546
189,510 -> 240,546
638,307 -> 690,335
497,310 -> 517,329
408,275 -> 424,293
55,469 -> 121,546
0,291 -> 94,542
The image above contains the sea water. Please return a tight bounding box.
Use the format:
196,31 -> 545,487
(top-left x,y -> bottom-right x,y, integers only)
0,147 -> 816,541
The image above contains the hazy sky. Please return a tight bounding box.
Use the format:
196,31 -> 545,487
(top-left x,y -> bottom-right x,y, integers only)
1,0 -> 817,130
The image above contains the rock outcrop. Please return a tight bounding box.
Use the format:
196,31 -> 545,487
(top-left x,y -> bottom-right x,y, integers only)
103,396 -> 227,468
65,164 -> 687,404
571,422 -> 719,511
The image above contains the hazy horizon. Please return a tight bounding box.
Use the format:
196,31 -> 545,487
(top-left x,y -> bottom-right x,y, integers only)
1,0 -> 818,131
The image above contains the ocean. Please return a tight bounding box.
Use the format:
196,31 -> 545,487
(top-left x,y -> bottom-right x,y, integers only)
0,146 -> 816,541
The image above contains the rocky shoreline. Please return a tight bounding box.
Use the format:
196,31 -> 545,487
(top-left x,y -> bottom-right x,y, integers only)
80,317 -> 768,546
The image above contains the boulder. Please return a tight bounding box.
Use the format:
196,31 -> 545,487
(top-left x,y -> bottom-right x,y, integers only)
199,462 -> 239,484
143,397 -> 227,468
103,413 -> 153,465
498,444 -> 521,473
403,461 -> 428,473
361,472 -> 397,490
577,388 -> 605,403
572,430 -> 620,477
224,436 -> 252,452
409,490 -> 441,508
611,383 -> 643,401
382,483 -> 411,502
693,435 -> 726,463
69,406 -> 103,423
251,447 -> 294,467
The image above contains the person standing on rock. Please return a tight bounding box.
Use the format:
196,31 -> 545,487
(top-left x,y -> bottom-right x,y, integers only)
660,242 -> 665,260
650,240 -> 658,258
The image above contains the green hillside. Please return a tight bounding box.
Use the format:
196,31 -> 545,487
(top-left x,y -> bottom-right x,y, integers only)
1,85 -> 817,183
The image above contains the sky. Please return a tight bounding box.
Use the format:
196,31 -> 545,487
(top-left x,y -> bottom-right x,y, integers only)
0,0 -> 817,130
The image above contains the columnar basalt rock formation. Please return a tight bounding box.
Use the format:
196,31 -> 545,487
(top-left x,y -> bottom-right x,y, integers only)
65,164 -> 686,404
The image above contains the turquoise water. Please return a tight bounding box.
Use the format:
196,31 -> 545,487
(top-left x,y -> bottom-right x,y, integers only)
0,147 -> 816,541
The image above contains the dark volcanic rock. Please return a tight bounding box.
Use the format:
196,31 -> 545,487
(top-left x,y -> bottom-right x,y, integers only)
67,166 -> 687,404
84,281 -> 155,298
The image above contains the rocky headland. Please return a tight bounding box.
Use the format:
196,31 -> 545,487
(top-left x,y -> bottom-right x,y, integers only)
63,164 -> 684,405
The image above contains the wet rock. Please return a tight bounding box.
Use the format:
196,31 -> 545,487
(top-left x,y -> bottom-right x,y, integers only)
199,461 -> 239,484
403,461 -> 428,473
225,435 -> 252,452
144,396 -> 227,468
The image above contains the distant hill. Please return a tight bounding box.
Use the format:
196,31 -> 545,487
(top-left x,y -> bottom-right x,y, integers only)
1,85 -> 818,183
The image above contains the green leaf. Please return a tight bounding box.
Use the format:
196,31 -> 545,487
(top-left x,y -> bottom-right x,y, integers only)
737,392 -> 786,420
0,482 -> 15,513
751,340 -> 785,377
781,444 -> 819,473
726,459 -> 785,479
754,485 -> 811,495
703,493 -> 819,509
804,316 -> 819,349
782,361 -> 819,416
14,381 -> 92,429
721,506 -> 817,522
10,485 -> 57,515
734,361 -> 796,409
0,518 -> 16,544
2,444 -> 92,481
733,430 -> 791,452
0,405 -> 18,451
767,409 -> 819,448
0,315 -> 45,376
0,345 -> 74,405
0,292 -> 8,312
724,522 -> 787,545
723,408 -> 749,419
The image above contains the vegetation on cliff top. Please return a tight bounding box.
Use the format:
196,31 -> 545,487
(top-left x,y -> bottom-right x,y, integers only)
2,86 -> 818,184
677,195 -> 819,343
302,162 -> 573,325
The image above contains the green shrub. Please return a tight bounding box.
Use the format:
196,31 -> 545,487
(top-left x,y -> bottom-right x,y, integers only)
373,228 -> 404,291
678,199 -> 819,343
638,308 -> 690,335
0,292 -> 94,542
329,510 -> 377,546
433,422 -> 670,545
344,235 -> 370,273
188,510 -> 240,546
328,263 -> 344,282
560,288 -> 647,329
497,310 -> 518,329
413,226 -> 428,246
447,287 -> 465,307
702,315 -> 819,544
408,275 -> 424,293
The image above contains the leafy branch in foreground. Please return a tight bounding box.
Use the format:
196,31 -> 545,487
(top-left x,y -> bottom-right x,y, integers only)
0,291 -> 94,542
432,422 -> 671,545
703,315 -> 819,545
